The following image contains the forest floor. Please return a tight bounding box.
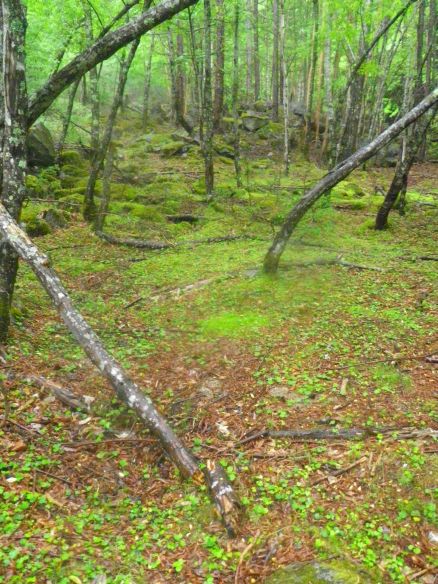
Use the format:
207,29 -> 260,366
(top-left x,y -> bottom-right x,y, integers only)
1,114 -> 437,584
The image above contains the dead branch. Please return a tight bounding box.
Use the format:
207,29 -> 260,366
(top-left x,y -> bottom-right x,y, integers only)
238,426 -> 438,446
97,230 -> 258,251
285,256 -> 384,272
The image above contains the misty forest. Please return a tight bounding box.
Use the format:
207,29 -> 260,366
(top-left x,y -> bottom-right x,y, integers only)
0,0 -> 437,582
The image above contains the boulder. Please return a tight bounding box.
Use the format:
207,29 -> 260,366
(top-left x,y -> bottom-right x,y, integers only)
27,123 -> 56,167
265,560 -> 375,584
41,208 -> 67,229
241,112 -> 269,132
374,142 -> 400,167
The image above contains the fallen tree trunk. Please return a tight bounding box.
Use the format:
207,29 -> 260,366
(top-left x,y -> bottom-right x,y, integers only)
285,257 -> 384,272
238,426 -> 438,445
97,230 -> 257,251
0,204 -> 240,534
263,87 -> 438,274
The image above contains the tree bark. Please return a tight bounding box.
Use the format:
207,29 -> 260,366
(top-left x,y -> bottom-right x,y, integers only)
213,0 -> 225,130
81,0 -> 100,157
27,0 -> 199,128
168,28 -> 192,134
263,87 -> 438,274
94,146 -> 114,233
0,0 -> 28,343
272,0 -> 280,121
0,202 -> 240,533
57,78 -> 81,159
202,0 -> 214,200
304,0 -> 319,154
253,0 -> 260,102
232,1 -> 242,187
245,0 -> 252,101
83,38 -> 141,222
142,33 -> 155,131
280,0 -> 289,175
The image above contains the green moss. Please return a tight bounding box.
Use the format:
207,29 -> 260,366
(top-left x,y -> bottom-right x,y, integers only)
111,202 -> 165,222
21,207 -> 51,237
332,198 -> 368,210
199,311 -> 269,338
58,192 -> 84,211
59,150 -> 83,165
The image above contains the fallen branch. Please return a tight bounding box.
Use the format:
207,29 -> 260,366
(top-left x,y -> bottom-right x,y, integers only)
418,255 -> 438,261
166,214 -> 202,224
285,256 -> 384,272
0,204 -> 240,535
238,426 -> 438,446
311,455 -> 368,486
97,230 -> 258,251
19,374 -> 93,413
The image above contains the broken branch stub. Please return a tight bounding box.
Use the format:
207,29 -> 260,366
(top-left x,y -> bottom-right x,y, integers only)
0,204 -> 240,534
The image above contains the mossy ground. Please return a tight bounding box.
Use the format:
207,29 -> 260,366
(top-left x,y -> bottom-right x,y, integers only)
1,114 -> 437,584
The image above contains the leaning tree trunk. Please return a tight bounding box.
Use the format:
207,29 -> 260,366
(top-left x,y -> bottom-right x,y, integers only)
202,0 -> 214,200
375,104 -> 437,230
263,87 -> 438,274
213,0 -> 225,130
0,202 -> 240,534
27,0 -> 199,128
0,0 -> 28,343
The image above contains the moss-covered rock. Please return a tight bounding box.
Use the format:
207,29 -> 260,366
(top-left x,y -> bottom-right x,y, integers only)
265,560 -> 375,584
59,150 -> 83,166
27,123 -> 56,167
20,208 -> 52,237
241,112 -> 269,132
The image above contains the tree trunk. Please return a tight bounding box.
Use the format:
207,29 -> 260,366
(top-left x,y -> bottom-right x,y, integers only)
272,0 -> 280,121
321,31 -> 334,163
167,28 -> 192,134
202,0 -> 214,200
84,38 -> 140,222
232,0 -> 242,187
94,146 -> 114,233
263,88 -> 438,274
245,0 -> 252,101
280,0 -> 289,175
57,77 -> 81,158
188,7 -> 203,128
81,0 -> 100,154
253,0 -> 260,102
142,33 -> 155,131
213,0 -> 224,130
0,0 -> 27,343
305,0 -> 319,154
0,202 -> 240,534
